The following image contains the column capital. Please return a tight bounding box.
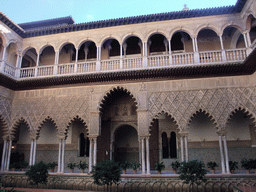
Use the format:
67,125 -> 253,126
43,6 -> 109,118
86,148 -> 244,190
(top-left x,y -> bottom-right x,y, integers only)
178,132 -> 189,137
242,30 -> 250,34
217,130 -> 227,136
139,135 -> 150,139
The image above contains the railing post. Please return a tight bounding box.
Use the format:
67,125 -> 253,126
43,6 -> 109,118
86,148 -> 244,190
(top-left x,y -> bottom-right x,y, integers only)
53,65 -> 58,75
34,66 -> 38,77
15,68 -> 20,78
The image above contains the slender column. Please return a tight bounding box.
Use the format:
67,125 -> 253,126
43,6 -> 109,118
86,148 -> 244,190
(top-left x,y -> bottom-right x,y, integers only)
180,136 -> 184,162
0,46 -> 7,72
74,48 -> 78,73
32,139 -> 37,165
110,141 -> 113,160
120,45 -> 123,69
219,35 -> 226,61
141,137 -> 145,174
218,135 -> 225,174
243,33 -> 249,48
246,31 -> 252,47
53,51 -> 59,75
142,42 -> 148,67
1,46 -> 7,61
61,140 -> 65,173
6,140 -> 12,171
192,37 -> 199,63
15,54 -> 21,68
36,54 -> 40,66
168,39 -> 173,65
15,54 -> 22,78
93,137 -> 97,166
57,139 -> 62,173
223,135 -> 230,174
184,135 -> 188,162
75,48 -> 79,63
96,46 -> 101,71
1,140 -> 7,171
89,138 -> 93,172
146,137 -> 150,175
29,140 -> 34,166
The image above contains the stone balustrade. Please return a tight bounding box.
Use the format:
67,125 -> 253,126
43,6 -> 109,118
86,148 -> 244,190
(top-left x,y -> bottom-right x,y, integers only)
0,48 -> 249,80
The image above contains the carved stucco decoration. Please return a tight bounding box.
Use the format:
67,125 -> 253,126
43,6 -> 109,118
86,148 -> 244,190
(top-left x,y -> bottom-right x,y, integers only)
9,95 -> 90,139
0,95 -> 12,138
148,87 -> 256,131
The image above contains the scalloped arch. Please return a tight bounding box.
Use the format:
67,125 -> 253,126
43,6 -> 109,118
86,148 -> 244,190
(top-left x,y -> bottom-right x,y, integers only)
10,117 -> 31,138
66,115 -> 88,132
98,86 -> 139,112
149,111 -> 180,131
187,109 -> 218,129
225,106 -> 256,128
36,116 -> 58,139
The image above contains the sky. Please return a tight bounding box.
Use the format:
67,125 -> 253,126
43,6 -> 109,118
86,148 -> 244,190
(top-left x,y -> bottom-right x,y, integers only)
1,0 -> 238,24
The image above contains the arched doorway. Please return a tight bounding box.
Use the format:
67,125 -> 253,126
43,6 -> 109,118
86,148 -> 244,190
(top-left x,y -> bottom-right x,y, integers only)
98,87 -> 138,163
114,125 -> 139,163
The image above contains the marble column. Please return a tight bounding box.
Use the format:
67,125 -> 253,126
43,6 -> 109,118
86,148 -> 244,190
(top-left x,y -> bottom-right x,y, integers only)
218,135 -> 225,174
89,137 -> 93,172
93,137 -> 97,166
141,137 -> 145,174
223,135 -> 230,174
1,140 -> 7,171
146,136 -> 150,175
